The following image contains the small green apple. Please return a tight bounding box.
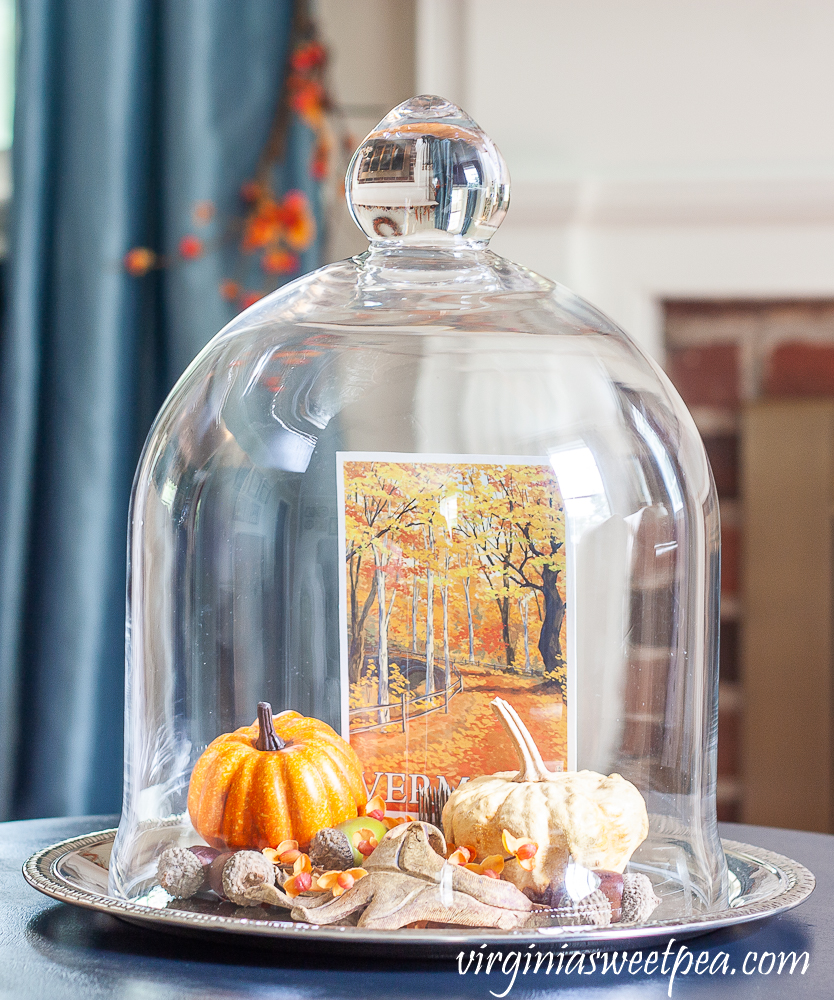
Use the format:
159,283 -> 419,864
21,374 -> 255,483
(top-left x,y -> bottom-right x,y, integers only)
335,815 -> 388,864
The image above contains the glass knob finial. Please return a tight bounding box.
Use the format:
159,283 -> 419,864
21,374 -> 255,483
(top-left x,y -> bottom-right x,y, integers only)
345,95 -> 510,245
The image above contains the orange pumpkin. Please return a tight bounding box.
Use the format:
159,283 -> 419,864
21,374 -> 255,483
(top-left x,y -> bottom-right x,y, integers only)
187,703 -> 367,851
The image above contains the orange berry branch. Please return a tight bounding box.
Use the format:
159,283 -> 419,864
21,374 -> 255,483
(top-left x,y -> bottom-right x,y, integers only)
123,3 -> 330,313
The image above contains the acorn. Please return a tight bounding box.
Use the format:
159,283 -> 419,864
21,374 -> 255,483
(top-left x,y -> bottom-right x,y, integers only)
156,845 -> 223,899
595,870 -> 624,920
207,851 -> 235,897
188,845 -> 221,867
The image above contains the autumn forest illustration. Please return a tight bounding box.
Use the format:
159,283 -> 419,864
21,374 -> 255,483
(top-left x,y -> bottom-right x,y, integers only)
340,457 -> 570,805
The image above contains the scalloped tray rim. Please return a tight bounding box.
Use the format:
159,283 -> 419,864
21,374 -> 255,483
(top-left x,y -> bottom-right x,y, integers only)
22,828 -> 816,953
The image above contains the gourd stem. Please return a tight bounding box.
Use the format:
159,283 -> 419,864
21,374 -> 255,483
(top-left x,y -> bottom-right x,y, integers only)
256,702 -> 285,751
491,697 -> 552,782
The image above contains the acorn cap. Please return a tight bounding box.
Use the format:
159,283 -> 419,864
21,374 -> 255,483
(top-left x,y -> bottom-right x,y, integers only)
157,847 -> 205,899
309,827 -> 355,871
554,888 -> 612,927
221,850 -> 276,907
621,872 -> 661,923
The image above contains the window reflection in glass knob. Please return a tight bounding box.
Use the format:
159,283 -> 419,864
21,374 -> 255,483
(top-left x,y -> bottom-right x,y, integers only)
346,95 -> 510,245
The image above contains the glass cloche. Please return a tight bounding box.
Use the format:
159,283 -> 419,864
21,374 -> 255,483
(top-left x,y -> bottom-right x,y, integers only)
111,96 -> 725,930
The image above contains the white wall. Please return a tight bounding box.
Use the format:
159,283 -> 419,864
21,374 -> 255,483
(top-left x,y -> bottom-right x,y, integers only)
316,0 -> 416,262
417,0 -> 834,358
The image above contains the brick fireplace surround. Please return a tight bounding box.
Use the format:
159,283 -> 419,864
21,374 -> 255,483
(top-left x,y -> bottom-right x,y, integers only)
667,299 -> 834,824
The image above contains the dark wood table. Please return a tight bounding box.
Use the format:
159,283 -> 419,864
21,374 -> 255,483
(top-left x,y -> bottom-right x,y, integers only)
1,815 -> 831,998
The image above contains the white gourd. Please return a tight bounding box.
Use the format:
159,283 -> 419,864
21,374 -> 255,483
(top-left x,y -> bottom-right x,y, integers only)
441,698 -> 649,896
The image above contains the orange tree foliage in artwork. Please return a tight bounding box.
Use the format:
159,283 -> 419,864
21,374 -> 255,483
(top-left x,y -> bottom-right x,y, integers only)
342,460 -> 568,714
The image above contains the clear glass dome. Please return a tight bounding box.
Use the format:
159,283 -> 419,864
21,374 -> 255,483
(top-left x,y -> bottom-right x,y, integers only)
111,96 -> 726,929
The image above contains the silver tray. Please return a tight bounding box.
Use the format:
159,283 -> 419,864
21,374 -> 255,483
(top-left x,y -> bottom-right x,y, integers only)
23,828 -> 815,956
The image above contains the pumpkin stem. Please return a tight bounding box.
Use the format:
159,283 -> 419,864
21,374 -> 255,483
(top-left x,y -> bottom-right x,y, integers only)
491,697 -> 553,782
256,702 -> 286,751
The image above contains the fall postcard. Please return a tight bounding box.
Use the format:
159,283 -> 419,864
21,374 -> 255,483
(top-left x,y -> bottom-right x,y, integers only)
337,454 -> 570,810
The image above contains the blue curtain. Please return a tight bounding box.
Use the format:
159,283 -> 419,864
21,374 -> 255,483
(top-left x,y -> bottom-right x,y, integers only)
0,0 -> 320,819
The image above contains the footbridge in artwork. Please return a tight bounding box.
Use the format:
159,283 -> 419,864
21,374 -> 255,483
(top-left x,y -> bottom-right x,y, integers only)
348,641 -> 546,734
348,643 -> 465,733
